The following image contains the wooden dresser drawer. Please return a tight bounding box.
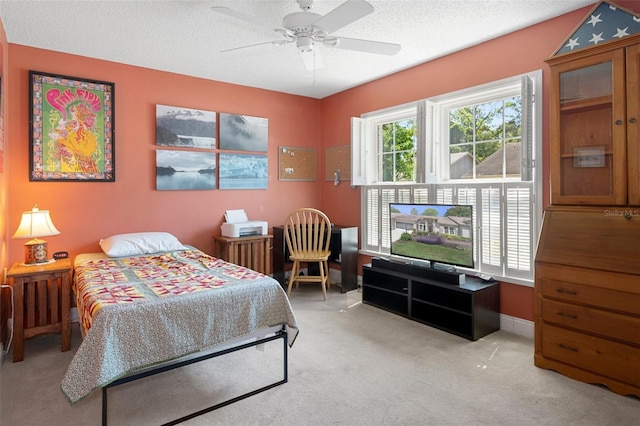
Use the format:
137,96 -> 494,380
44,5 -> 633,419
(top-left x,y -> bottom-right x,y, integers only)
540,278 -> 640,315
542,324 -> 640,387
542,299 -> 640,345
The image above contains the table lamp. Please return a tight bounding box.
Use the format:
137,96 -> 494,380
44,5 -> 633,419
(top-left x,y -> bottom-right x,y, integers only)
12,205 -> 61,265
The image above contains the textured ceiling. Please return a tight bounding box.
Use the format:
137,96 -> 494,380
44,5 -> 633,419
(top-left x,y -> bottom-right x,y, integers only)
0,0 -> 595,98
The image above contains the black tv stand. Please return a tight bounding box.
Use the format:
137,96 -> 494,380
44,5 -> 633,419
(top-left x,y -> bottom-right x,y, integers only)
363,258 -> 500,341
371,257 -> 465,285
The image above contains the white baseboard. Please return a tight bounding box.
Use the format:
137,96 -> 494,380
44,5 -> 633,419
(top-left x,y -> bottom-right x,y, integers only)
500,314 -> 534,340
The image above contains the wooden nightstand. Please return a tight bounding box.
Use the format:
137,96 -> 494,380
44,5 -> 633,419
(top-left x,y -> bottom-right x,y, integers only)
213,234 -> 273,275
7,258 -> 72,362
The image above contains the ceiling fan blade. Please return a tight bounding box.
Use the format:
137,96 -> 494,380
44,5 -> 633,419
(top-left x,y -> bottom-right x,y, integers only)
212,6 -> 286,33
327,36 -> 401,55
300,48 -> 324,71
312,0 -> 374,35
221,40 -> 290,53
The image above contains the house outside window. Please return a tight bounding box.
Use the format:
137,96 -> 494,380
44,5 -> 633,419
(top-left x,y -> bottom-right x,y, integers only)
352,71 -> 542,285
448,96 -> 522,180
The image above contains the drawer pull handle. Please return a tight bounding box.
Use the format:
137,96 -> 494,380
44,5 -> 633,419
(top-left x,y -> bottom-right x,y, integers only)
557,343 -> 578,352
556,288 -> 577,295
556,311 -> 578,319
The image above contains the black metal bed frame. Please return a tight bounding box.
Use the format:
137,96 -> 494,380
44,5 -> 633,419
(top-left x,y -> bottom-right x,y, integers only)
101,326 -> 288,426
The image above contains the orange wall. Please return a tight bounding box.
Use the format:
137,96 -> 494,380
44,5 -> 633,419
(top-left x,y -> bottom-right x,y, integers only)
6,47 -> 324,265
318,2 -> 640,322
6,2 -> 640,324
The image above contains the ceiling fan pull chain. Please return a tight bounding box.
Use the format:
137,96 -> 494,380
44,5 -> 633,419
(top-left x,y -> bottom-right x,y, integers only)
313,51 -> 317,86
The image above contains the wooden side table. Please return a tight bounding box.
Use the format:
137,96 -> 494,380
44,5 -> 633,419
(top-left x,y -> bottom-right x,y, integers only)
7,258 -> 72,362
213,234 -> 273,275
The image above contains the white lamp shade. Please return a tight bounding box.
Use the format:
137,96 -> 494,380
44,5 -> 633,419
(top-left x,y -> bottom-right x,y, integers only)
12,205 -> 61,239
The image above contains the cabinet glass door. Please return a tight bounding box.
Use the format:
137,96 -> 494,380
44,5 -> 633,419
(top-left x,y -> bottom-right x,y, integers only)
551,50 -> 626,205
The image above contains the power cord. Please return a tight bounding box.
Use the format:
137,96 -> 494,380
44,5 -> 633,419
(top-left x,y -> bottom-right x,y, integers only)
1,284 -> 14,363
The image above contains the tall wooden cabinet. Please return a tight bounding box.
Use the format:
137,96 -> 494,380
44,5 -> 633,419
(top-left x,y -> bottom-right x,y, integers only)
627,43 -> 640,205
547,34 -> 640,206
536,34 -> 640,397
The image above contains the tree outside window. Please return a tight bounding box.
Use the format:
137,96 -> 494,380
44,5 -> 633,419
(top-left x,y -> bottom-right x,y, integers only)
380,118 -> 416,182
449,96 -> 522,180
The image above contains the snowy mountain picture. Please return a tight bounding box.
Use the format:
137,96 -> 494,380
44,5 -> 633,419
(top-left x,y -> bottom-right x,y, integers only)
156,104 -> 216,149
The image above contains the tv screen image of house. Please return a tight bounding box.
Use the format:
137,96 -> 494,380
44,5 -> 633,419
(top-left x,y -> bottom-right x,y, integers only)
389,203 -> 474,269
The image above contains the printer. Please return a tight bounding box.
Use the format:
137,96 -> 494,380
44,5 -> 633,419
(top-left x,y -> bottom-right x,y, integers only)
221,209 -> 268,238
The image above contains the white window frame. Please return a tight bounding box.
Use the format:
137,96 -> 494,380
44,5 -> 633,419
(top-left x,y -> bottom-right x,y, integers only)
352,102 -> 419,185
433,76 -> 531,183
353,71 -> 543,286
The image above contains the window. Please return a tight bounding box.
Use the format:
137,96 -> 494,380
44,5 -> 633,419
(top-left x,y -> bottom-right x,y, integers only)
353,72 -> 541,284
351,103 -> 419,186
448,96 -> 522,180
380,118 -> 417,182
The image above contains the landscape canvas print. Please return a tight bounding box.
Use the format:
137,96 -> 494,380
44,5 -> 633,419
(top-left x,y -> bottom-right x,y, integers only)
156,105 -> 216,149
156,150 -> 216,190
219,113 -> 268,152
219,153 -> 268,189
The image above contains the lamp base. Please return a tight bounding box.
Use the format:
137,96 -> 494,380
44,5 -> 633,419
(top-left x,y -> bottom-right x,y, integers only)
24,239 -> 50,265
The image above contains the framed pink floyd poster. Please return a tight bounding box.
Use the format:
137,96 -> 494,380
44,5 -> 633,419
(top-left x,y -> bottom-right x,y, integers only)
29,70 -> 115,181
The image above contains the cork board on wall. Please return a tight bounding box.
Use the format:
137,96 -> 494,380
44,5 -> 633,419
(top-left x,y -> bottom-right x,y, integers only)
278,146 -> 316,181
325,145 -> 351,181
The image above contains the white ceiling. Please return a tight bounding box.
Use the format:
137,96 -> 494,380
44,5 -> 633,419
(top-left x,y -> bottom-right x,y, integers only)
0,0 -> 594,99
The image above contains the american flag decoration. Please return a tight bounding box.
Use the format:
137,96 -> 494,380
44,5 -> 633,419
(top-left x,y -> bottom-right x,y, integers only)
554,0 -> 640,56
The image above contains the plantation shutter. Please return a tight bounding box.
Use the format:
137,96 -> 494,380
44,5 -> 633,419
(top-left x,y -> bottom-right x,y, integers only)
456,187 -> 478,271
504,184 -> 533,278
380,188 -> 397,251
436,187 -> 454,204
351,117 -> 371,186
521,75 -> 534,181
361,187 -> 377,253
415,101 -> 427,183
479,186 -> 502,275
424,100 -> 439,183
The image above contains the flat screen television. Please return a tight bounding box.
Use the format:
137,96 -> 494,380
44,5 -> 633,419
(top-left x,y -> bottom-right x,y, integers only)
389,203 -> 474,270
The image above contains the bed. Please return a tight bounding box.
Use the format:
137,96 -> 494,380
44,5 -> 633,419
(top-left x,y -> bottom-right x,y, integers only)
60,232 -> 298,425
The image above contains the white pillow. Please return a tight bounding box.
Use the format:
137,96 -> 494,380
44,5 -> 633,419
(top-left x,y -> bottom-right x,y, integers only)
99,232 -> 188,257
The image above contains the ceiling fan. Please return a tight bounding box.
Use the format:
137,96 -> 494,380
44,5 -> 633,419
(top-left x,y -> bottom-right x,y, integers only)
212,0 -> 401,70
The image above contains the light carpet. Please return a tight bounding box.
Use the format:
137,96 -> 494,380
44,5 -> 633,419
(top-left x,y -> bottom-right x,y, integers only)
1,285 -> 638,425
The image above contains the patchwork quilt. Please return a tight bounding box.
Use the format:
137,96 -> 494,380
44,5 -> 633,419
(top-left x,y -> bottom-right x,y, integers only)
61,249 -> 298,404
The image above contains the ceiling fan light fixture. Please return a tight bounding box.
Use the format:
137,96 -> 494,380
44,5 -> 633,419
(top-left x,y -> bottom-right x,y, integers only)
297,35 -> 314,52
